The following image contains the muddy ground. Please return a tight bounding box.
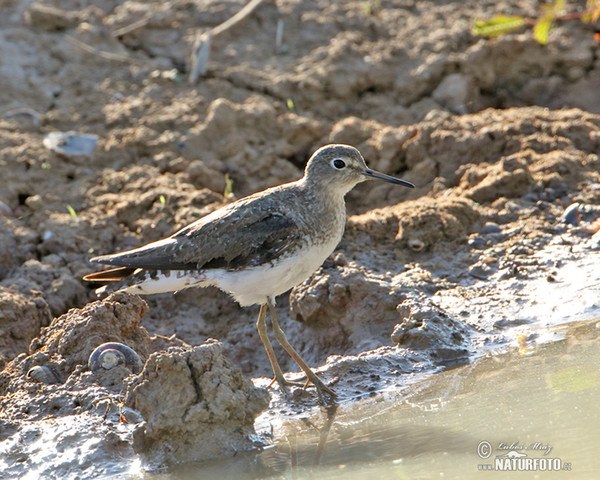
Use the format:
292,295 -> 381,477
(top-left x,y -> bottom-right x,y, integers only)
0,0 -> 599,477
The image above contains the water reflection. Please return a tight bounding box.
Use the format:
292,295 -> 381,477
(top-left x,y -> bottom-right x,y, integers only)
150,319 -> 600,480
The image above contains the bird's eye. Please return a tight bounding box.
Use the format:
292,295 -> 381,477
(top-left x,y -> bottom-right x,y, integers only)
332,159 -> 346,169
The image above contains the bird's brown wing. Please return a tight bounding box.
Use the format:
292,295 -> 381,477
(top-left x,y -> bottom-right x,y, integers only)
88,198 -> 303,272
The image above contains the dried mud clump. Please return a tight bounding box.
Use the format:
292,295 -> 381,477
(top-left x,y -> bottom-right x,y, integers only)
392,296 -> 473,364
348,197 -> 482,253
82,165 -> 225,246
0,294 -> 153,479
126,340 -> 269,465
0,293 -> 268,474
459,155 -> 534,203
0,288 -> 51,367
28,292 -> 151,376
395,198 -> 482,251
289,259 -> 403,356
183,97 -> 326,196
3,258 -> 89,318
0,218 -> 26,279
0,293 -> 150,402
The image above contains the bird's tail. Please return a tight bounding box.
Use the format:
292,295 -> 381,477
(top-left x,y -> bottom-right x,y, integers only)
83,266 -> 139,295
82,266 -> 137,282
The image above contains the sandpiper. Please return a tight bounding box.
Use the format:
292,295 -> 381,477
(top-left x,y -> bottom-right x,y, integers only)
84,144 -> 414,402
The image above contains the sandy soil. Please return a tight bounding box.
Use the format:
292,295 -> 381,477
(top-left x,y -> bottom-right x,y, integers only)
0,0 -> 599,476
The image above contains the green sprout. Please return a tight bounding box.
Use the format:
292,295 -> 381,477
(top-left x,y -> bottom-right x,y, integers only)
360,0 -> 381,16
472,15 -> 527,38
286,98 -> 295,112
66,204 -> 77,219
224,174 -> 234,198
159,194 -> 166,205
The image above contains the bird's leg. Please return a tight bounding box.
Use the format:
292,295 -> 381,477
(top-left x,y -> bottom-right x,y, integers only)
267,299 -> 337,403
256,303 -> 304,392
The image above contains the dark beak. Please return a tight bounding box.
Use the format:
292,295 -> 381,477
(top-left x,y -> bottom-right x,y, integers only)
364,168 -> 415,188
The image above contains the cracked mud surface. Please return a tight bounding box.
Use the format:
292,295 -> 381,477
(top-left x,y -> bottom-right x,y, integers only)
1,0 -> 599,477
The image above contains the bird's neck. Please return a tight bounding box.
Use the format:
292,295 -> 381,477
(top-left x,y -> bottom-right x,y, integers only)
300,178 -> 348,223
300,176 -> 355,200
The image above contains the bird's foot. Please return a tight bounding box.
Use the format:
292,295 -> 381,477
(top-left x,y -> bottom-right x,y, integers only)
309,375 -> 337,406
269,375 -> 308,398
269,374 -> 336,405
288,372 -> 337,406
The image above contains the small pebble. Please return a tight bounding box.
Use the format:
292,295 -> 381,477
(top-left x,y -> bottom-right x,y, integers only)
333,252 -> 348,266
522,193 -> 539,203
468,263 -> 493,280
480,222 -> 501,234
589,230 -> 600,250
468,235 -> 487,249
25,194 -> 44,210
407,238 -> 425,252
0,200 -> 13,217
560,202 -> 580,225
43,131 -> 98,157
27,365 -> 60,384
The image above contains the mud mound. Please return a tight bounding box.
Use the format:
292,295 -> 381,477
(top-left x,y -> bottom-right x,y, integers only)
290,258 -> 403,355
0,217 -> 29,279
127,341 -> 269,465
0,293 -> 150,406
347,197 -> 482,253
0,294 -> 267,476
393,295 -> 472,363
341,107 -> 600,211
0,288 -> 51,367
28,293 -> 150,373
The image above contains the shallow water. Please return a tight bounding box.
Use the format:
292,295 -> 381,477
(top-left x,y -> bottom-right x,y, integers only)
141,318 -> 600,480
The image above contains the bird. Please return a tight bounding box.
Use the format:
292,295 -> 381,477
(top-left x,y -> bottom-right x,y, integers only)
83,144 -> 415,403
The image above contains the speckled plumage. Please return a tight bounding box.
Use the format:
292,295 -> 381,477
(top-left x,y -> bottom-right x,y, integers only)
86,145 -> 376,303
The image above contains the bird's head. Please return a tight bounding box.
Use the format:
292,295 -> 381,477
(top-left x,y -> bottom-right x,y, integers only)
303,144 -> 414,195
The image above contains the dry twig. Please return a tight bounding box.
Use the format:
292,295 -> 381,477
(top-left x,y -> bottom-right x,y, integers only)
67,35 -> 145,65
189,0 -> 269,83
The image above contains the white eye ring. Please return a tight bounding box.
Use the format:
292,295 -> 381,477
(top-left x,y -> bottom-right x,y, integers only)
332,158 -> 346,169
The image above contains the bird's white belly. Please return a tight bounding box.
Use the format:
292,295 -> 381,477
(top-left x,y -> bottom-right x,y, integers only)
204,239 -> 338,306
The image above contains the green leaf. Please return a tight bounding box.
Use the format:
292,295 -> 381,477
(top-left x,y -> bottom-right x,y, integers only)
533,15 -> 553,44
472,15 -> 527,38
66,204 -> 77,219
159,194 -> 166,205
286,98 -> 295,112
